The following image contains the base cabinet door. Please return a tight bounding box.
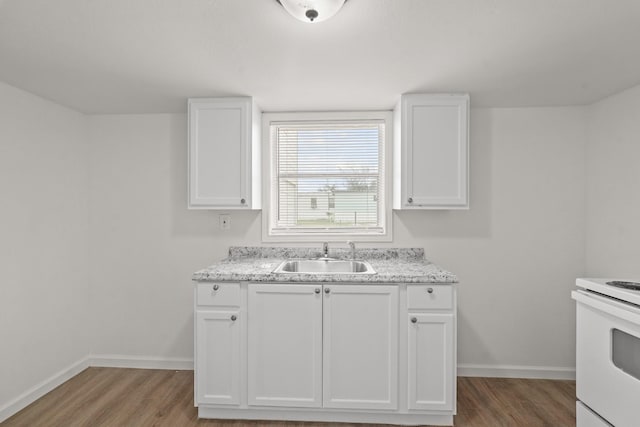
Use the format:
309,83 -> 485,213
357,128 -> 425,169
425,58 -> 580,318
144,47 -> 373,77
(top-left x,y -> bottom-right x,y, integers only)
195,310 -> 241,405
248,284 -> 323,407
408,313 -> 454,410
322,285 -> 399,410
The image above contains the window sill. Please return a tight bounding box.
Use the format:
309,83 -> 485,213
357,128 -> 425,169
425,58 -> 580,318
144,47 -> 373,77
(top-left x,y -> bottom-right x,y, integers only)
262,230 -> 393,243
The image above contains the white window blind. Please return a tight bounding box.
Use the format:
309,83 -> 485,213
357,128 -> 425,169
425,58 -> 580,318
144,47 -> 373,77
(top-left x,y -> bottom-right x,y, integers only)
269,120 -> 386,236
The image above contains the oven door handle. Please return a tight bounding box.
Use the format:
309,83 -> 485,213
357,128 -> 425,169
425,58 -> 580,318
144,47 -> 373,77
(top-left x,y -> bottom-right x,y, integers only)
573,290 -> 640,326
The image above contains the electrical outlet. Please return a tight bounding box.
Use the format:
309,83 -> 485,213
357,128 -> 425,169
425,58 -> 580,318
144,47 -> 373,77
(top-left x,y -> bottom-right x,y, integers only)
219,214 -> 231,230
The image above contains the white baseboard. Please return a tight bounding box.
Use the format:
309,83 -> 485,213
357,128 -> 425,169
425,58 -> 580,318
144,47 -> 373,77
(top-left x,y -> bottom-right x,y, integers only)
0,357 -> 89,423
458,363 -> 576,380
88,354 -> 194,371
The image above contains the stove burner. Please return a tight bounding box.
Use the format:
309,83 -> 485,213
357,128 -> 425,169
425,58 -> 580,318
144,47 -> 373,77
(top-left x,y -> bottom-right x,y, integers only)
606,281 -> 640,291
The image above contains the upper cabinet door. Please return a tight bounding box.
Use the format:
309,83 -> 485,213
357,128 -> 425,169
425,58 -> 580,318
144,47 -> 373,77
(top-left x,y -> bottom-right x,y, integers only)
188,97 -> 261,209
394,94 -> 469,209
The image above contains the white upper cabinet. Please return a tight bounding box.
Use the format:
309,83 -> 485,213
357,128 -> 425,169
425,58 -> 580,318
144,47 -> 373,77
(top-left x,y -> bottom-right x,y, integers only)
188,97 -> 261,209
393,94 -> 469,209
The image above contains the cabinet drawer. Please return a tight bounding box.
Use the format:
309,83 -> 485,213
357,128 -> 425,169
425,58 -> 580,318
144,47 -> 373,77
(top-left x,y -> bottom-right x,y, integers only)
197,283 -> 240,307
407,285 -> 453,310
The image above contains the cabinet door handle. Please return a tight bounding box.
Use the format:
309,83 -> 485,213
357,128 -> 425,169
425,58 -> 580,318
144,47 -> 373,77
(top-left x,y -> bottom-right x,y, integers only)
324,288 -> 331,294
408,197 -> 413,204
411,317 -> 418,323
213,284 -> 220,291
231,315 -> 237,321
427,287 -> 434,294
240,198 -> 246,204
315,288 -> 321,294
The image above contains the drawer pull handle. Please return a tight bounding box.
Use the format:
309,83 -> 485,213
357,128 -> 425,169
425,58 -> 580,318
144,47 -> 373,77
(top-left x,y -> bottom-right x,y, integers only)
325,288 -> 331,294
231,315 -> 237,321
315,288 -> 321,294
408,197 -> 413,203
240,198 -> 246,204
411,317 -> 417,323
427,287 -> 434,294
213,284 -> 220,291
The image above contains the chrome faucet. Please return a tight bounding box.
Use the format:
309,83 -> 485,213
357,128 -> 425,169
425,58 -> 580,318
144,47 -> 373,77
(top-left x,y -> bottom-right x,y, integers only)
347,241 -> 356,260
322,242 -> 329,258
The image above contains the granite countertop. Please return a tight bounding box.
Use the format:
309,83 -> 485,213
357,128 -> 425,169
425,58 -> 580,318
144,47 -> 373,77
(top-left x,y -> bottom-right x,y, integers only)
192,247 -> 457,284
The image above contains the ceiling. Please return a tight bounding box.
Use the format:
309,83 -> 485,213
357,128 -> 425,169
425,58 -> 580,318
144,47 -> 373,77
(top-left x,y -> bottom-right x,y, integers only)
1,0 -> 640,114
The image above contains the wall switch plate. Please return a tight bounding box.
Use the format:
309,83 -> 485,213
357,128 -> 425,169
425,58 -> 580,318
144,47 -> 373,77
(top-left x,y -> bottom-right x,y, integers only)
219,214 -> 231,230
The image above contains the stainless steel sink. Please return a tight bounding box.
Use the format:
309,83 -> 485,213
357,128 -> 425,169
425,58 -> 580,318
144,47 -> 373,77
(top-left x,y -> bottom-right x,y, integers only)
272,259 -> 376,274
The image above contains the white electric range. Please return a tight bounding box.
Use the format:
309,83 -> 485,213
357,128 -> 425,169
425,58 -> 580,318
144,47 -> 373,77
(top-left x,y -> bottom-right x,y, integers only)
573,278 -> 640,427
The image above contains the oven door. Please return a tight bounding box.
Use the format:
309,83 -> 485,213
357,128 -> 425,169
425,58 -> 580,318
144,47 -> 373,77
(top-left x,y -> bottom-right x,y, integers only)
573,290 -> 640,427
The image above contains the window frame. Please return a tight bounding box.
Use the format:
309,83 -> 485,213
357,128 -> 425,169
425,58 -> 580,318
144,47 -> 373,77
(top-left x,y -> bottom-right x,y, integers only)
262,111 -> 393,243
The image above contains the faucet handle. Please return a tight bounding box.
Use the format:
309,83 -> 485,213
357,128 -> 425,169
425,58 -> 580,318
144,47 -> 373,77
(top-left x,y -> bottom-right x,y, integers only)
347,241 -> 356,259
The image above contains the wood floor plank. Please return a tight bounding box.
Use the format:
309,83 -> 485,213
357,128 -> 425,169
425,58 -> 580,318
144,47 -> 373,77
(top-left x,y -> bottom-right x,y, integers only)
2,368 -> 576,427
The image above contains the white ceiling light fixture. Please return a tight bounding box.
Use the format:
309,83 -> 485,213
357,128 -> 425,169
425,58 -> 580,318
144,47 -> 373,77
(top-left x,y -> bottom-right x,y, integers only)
276,0 -> 347,23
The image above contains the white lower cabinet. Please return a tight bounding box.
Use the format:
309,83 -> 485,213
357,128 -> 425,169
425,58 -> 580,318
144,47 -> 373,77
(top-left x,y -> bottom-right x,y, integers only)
195,310 -> 241,405
408,313 -> 455,410
323,285 -> 398,409
247,284 -> 322,407
194,282 -> 456,426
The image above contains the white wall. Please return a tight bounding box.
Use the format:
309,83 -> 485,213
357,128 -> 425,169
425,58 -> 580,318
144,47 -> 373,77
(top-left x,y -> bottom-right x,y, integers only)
395,107 -> 586,372
87,114 -> 261,361
0,83 -> 89,412
586,84 -> 640,277
87,106 -> 586,373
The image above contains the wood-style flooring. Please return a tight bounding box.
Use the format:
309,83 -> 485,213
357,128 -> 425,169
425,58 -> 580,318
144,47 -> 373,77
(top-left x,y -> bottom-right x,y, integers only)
2,368 -> 576,427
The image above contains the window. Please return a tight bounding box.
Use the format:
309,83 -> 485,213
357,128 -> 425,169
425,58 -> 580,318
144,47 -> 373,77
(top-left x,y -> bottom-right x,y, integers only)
262,111 -> 392,242
328,196 -> 335,209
